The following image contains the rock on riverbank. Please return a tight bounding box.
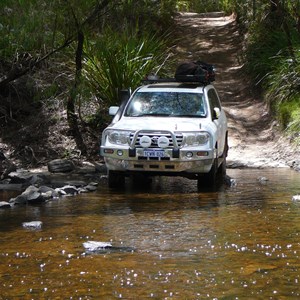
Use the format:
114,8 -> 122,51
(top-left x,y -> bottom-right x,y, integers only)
0,159 -> 107,208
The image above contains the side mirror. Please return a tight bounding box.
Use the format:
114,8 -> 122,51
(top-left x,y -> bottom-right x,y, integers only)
109,106 -> 119,116
213,107 -> 220,120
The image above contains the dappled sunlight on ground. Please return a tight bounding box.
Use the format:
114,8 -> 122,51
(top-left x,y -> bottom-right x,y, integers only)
174,12 -> 297,169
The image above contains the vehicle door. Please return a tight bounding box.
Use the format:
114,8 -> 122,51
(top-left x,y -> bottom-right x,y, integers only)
207,88 -> 227,157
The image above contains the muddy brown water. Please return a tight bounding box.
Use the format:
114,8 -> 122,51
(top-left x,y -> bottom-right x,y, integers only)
1,168 -> 300,299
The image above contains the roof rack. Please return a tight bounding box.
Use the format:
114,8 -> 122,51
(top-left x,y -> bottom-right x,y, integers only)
142,77 -> 176,84
142,75 -> 213,85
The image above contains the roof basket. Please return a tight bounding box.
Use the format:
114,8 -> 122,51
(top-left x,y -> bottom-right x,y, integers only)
175,61 -> 215,84
143,61 -> 215,85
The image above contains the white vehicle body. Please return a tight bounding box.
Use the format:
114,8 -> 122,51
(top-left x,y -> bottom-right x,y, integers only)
100,82 -> 228,187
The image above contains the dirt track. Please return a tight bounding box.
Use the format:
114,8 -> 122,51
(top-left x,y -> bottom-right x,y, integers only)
174,12 -> 299,169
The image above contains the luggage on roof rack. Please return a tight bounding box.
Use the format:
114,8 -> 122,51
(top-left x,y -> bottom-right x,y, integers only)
175,61 -> 215,84
142,61 -> 215,85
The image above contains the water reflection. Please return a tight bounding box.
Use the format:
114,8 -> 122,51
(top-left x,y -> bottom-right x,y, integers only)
1,168 -> 300,298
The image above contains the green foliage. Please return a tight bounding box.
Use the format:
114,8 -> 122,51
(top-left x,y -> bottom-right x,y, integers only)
83,27 -> 171,106
0,0 -> 175,121
245,28 -> 290,83
174,0 -> 225,12
268,51 -> 300,135
0,0 -> 79,58
277,96 -> 300,145
0,1 -> 49,58
106,0 -> 177,33
188,0 -> 222,12
267,52 -> 300,105
277,99 -> 300,132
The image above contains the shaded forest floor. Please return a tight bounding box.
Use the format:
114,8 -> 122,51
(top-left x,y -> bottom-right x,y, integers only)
174,12 -> 300,170
0,12 -> 299,171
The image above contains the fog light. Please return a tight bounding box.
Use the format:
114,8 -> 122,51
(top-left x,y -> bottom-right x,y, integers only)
117,150 -> 123,156
186,152 -> 193,158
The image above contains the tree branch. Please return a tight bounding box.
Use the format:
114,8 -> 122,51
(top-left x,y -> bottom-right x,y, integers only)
0,0 -> 112,91
0,37 -> 73,91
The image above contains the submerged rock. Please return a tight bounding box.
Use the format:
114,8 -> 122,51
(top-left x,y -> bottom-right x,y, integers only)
85,184 -> 97,192
0,201 -> 11,209
257,176 -> 269,184
22,221 -> 43,229
83,241 -> 135,254
57,185 -> 78,195
292,195 -> 300,201
224,175 -> 237,187
83,241 -> 112,252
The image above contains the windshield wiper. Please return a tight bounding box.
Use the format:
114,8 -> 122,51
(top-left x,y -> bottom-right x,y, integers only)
172,114 -> 206,118
130,113 -> 171,117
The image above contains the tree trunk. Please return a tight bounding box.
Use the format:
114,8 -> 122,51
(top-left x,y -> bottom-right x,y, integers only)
66,0 -> 110,156
67,30 -> 87,156
252,0 -> 256,20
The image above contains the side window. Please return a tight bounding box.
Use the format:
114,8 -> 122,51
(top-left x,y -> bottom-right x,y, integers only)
207,88 -> 221,119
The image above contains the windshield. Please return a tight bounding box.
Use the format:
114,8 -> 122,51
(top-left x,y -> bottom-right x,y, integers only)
125,91 -> 207,117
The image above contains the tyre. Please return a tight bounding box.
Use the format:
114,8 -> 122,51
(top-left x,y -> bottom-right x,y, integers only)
218,156 -> 226,178
108,170 -> 125,188
198,157 -> 218,188
217,136 -> 228,179
131,174 -> 152,187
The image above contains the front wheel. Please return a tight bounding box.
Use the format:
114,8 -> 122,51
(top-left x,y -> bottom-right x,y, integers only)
108,170 -> 125,188
198,158 -> 218,188
217,156 -> 226,178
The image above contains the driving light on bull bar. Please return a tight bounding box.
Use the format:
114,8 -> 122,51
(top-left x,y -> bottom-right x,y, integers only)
117,150 -> 123,156
186,152 -> 193,158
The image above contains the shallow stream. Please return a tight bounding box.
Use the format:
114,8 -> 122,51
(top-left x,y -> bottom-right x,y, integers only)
1,168 -> 300,299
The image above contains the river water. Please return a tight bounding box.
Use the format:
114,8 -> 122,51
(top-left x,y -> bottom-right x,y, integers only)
1,168 -> 300,299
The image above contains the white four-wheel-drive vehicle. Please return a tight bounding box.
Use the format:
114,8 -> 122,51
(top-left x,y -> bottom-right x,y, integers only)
100,74 -> 228,188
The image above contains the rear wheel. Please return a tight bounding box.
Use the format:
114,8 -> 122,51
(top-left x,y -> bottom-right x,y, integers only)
108,170 -> 125,188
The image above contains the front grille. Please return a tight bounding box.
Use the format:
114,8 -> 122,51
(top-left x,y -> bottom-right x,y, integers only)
130,132 -> 183,148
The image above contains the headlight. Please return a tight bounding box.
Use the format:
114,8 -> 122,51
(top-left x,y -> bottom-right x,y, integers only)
182,132 -> 210,146
106,130 -> 131,145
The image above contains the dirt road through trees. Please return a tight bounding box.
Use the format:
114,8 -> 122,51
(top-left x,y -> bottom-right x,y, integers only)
174,12 -> 299,169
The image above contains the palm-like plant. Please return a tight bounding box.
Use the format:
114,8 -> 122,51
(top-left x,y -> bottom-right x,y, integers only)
83,27 -> 170,106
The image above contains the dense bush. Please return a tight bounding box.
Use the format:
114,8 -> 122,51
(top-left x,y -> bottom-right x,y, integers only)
0,0 -> 176,118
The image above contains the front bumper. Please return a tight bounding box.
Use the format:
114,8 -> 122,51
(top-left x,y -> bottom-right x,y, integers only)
101,146 -> 215,174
